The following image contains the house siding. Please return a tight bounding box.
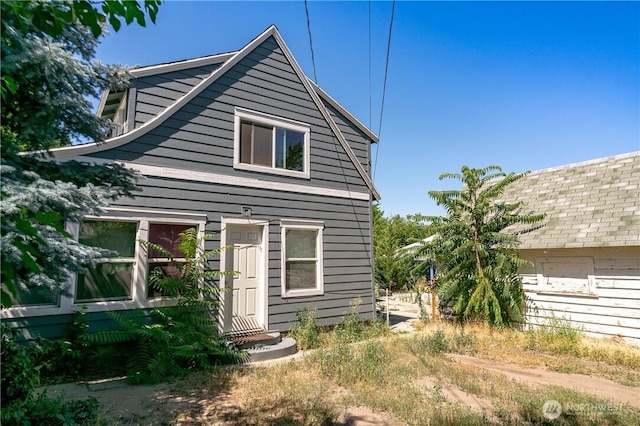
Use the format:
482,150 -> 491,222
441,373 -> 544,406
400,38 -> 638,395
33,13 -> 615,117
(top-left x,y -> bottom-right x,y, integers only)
520,247 -> 640,345
133,63 -> 223,127
91,36 -> 369,194
5,175 -> 374,339
106,176 -> 374,331
6,31 -> 377,340
322,100 -> 372,172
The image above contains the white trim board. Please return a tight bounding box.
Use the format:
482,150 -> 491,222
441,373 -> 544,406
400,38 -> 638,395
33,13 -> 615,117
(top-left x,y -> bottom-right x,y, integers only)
72,156 -> 371,201
48,25 -> 380,201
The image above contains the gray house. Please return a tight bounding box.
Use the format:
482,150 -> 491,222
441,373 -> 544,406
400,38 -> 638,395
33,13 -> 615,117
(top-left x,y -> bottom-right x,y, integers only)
502,152 -> 640,344
2,26 -> 381,340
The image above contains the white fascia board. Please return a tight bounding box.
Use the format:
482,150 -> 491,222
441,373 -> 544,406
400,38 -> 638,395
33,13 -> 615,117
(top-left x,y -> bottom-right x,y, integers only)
308,78 -> 379,143
269,29 -> 381,201
129,51 -> 237,78
71,156 -> 371,201
49,25 -> 381,201
49,28 -> 279,160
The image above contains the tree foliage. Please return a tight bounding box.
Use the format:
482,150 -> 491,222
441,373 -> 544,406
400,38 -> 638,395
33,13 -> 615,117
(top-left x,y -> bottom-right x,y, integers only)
373,204 -> 431,291
1,1 -> 161,307
417,165 -> 544,327
87,228 -> 244,383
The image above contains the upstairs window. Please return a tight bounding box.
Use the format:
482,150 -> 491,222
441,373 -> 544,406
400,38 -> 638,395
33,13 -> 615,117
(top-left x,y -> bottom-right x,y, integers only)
234,108 -> 310,178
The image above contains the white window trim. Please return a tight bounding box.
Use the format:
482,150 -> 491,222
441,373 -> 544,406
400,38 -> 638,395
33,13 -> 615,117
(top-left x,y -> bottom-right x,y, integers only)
233,107 -> 311,179
1,211 -> 206,319
280,220 -> 324,298
535,256 -> 597,296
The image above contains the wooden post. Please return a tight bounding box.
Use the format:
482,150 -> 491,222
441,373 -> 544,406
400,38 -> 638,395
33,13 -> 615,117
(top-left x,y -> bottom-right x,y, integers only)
386,288 -> 390,325
431,290 -> 437,320
429,265 -> 437,319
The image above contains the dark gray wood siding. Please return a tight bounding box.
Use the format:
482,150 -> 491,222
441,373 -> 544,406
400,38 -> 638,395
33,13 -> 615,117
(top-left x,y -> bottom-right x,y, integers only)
92,36 -> 370,194
134,63 -> 222,128
322,100 -> 372,173
106,175 -> 374,331
8,35 -> 375,339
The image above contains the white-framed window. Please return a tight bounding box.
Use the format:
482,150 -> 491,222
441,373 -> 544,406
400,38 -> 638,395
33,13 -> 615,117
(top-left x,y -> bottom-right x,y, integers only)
146,222 -> 193,299
535,257 -> 597,296
76,219 -> 139,302
0,209 -> 206,318
280,220 -> 324,297
234,107 -> 311,179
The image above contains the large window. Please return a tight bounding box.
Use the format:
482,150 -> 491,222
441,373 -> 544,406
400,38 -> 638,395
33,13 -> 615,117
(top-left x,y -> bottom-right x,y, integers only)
234,108 -> 310,178
1,212 -> 206,317
281,220 -> 324,297
76,220 -> 138,302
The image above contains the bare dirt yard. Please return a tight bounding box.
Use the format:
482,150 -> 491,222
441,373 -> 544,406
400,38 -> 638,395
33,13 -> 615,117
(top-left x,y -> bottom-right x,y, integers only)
43,299 -> 640,425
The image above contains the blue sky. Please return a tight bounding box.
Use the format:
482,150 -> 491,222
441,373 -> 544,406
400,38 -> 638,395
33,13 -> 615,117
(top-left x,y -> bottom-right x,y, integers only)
95,1 -> 639,217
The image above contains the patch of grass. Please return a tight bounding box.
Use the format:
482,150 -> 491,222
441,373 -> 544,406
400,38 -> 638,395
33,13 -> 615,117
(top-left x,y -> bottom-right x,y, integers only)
526,315 -> 583,355
412,320 -> 640,386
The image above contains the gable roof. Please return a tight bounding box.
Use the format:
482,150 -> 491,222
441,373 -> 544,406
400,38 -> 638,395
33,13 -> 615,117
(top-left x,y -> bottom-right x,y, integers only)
503,152 -> 640,250
54,26 -> 380,200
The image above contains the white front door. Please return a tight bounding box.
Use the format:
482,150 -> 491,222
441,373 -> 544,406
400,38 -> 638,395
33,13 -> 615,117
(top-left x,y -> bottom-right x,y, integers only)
226,224 -> 263,332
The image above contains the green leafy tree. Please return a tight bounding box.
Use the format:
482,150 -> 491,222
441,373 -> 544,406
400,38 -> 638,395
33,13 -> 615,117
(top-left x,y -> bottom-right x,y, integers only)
1,0 -> 161,307
419,165 -> 544,327
87,228 -> 244,383
373,204 -> 431,291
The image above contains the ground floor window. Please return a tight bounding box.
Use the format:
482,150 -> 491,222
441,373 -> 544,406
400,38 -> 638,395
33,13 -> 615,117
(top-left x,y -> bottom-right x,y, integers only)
76,220 -> 138,302
3,213 -> 205,312
281,220 -> 324,297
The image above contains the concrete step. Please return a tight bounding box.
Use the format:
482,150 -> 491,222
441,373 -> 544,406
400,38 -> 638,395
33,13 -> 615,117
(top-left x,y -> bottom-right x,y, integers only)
246,337 -> 298,363
231,331 -> 282,350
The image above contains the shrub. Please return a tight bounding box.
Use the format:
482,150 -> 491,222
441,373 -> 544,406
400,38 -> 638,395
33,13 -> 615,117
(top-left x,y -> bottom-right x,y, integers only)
316,339 -> 387,385
526,315 -> 583,355
1,391 -> 103,426
86,228 -> 244,384
35,308 -> 94,382
290,306 -> 321,350
408,329 -> 451,356
1,323 -> 39,406
332,298 -> 388,343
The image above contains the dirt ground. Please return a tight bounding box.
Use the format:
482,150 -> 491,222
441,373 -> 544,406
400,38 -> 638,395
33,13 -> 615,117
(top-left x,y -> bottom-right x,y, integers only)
43,350 -> 639,425
44,350 -> 639,422
41,305 -> 640,425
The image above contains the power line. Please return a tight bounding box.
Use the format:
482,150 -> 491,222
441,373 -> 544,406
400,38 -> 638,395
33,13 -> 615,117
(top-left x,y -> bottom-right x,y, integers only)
373,0 -> 395,182
304,0 -> 318,84
368,0 -> 372,130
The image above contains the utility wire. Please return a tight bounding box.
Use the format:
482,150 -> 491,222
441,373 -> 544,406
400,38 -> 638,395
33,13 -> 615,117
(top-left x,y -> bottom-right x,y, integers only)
372,0 -> 395,181
304,0 -> 318,84
368,0 -> 372,130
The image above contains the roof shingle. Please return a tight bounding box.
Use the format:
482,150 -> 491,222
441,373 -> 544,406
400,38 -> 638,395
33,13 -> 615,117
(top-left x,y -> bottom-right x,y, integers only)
502,152 -> 640,249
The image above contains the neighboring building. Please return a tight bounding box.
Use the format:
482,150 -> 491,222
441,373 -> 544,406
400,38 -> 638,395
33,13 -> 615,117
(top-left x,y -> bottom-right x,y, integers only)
2,26 -> 381,340
503,152 -> 640,344
402,152 -> 639,344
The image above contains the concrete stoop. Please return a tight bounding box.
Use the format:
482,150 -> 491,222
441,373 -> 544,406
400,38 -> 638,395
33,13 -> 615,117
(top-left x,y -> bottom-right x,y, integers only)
227,330 -> 298,363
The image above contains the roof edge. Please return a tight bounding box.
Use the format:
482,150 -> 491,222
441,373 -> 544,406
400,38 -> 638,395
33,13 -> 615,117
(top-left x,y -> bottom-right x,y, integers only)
50,25 -> 382,201
308,79 -> 379,143
129,51 -> 238,78
269,29 -> 381,200
50,26 -> 281,159
527,151 -> 640,176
